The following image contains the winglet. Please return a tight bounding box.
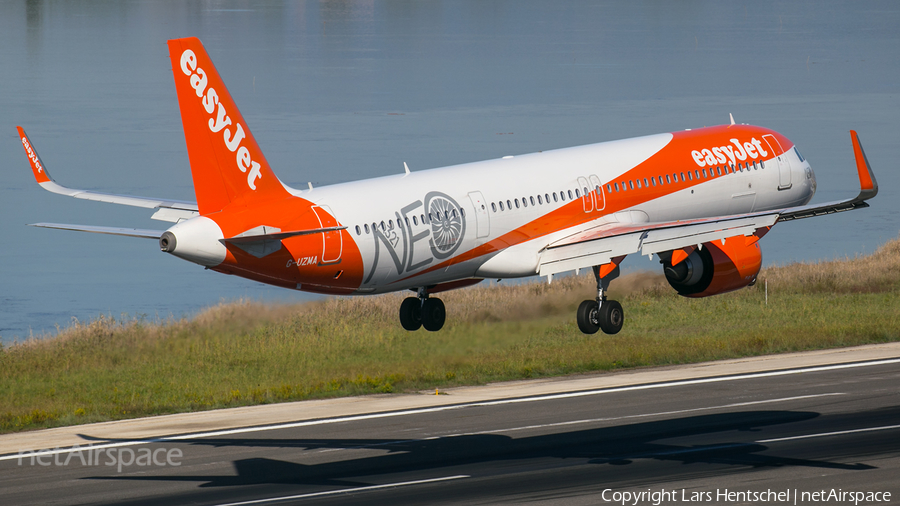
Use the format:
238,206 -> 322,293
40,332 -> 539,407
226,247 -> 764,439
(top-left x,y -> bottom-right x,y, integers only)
850,130 -> 877,201
17,126 -> 52,184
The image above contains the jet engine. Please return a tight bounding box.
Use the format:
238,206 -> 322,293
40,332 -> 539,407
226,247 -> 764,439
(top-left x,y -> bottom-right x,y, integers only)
661,236 -> 762,298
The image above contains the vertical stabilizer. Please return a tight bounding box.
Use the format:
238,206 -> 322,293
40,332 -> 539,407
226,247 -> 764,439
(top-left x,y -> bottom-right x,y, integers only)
167,37 -> 290,214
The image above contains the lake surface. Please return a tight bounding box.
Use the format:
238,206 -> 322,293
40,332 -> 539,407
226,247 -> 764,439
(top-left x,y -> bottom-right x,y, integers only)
2,0 -> 898,342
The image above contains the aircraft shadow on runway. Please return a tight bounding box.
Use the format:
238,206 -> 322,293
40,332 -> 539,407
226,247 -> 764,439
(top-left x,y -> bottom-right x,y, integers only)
81,409 -> 889,488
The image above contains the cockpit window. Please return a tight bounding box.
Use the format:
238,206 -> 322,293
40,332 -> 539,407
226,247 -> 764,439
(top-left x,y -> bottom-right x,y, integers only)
794,147 -> 805,163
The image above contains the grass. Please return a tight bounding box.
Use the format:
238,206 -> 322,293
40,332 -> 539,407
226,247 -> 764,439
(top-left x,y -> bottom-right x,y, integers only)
2,236 -> 899,434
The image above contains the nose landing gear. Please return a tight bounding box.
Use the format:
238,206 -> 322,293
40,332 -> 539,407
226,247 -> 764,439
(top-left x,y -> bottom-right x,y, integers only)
576,264 -> 624,335
399,287 -> 446,332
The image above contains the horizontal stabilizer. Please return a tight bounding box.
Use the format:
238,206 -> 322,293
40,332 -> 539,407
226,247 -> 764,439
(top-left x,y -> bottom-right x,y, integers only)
29,223 -> 163,239
222,226 -> 347,244
220,226 -> 346,259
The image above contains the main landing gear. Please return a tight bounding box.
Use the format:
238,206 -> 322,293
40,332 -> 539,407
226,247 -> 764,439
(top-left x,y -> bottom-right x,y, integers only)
399,287 -> 446,332
576,265 -> 624,335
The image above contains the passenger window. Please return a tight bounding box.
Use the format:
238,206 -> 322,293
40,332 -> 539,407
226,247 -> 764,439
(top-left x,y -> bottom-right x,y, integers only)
606,184 -> 612,192
694,170 -> 700,179
716,166 -> 721,176
651,178 -> 656,187
575,188 -> 581,198
421,214 -> 426,224
530,196 -> 535,206
761,160 -> 766,169
387,220 -> 393,230
491,203 -> 497,213
687,172 -> 692,181
702,168 -> 708,178
380,221 -> 386,231
665,175 -> 671,184
364,223 -> 370,234
635,180 -> 641,189
537,195 -> 543,204
553,193 -> 558,202
545,193 -> 550,203
680,172 -> 685,182
515,199 -> 520,209
355,225 -> 361,235
507,199 -> 512,209
499,201 -> 505,211
522,197 -> 528,207
568,190 -> 574,199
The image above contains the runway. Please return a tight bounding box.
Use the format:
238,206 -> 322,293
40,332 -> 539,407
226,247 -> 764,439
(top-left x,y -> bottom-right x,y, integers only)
2,346 -> 899,505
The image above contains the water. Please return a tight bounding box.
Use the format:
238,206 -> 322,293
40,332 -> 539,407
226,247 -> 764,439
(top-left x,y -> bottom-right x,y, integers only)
2,1 -> 899,342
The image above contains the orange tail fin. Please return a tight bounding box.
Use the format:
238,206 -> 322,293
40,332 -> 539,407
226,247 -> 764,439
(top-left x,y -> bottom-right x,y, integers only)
167,37 -> 290,214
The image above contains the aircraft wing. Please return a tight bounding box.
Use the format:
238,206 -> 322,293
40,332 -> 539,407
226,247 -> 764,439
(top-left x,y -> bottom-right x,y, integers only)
539,130 -> 878,277
17,126 -> 199,223
539,212 -> 779,277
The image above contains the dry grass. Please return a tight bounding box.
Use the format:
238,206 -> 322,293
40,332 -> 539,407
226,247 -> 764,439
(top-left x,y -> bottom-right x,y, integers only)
759,237 -> 900,294
2,235 -> 899,434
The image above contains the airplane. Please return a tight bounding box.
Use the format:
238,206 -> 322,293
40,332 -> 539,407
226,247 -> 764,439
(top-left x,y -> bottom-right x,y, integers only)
18,37 -> 878,335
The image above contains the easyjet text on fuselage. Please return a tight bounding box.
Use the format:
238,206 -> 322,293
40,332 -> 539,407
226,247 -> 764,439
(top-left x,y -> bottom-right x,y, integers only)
691,137 -> 769,168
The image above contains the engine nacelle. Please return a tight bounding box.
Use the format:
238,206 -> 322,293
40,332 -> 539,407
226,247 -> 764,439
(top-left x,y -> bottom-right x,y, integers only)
662,237 -> 762,298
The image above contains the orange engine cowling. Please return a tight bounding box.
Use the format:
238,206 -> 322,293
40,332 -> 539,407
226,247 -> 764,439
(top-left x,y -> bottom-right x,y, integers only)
662,237 -> 762,298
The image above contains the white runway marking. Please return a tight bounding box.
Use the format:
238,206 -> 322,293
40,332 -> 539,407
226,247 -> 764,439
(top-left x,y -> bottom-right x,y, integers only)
447,393 -> 844,438
756,424 -> 900,443
2,357 -> 898,462
212,475 -> 470,505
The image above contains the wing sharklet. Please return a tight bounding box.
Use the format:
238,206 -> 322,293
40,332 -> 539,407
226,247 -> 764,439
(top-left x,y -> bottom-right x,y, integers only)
18,126 -> 199,216
779,130 -> 878,222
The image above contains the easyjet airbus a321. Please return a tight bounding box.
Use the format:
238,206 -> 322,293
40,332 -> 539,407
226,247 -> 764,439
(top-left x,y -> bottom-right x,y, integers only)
19,37 -> 879,334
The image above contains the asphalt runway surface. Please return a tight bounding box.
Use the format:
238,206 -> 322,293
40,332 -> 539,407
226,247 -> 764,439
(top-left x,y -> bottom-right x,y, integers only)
2,357 -> 899,505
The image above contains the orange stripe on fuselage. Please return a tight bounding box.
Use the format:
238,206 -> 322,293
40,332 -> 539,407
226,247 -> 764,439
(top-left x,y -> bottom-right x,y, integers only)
399,124 -> 792,284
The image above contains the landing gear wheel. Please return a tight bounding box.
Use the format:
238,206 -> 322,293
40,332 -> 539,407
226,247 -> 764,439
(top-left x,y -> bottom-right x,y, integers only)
421,298 -> 446,332
399,297 -> 422,331
598,299 -> 624,335
577,300 -> 601,334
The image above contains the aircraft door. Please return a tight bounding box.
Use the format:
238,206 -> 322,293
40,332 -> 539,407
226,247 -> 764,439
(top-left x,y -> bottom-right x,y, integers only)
311,205 -> 343,265
763,134 -> 792,190
589,174 -> 605,211
577,176 -> 592,212
467,191 -> 490,238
